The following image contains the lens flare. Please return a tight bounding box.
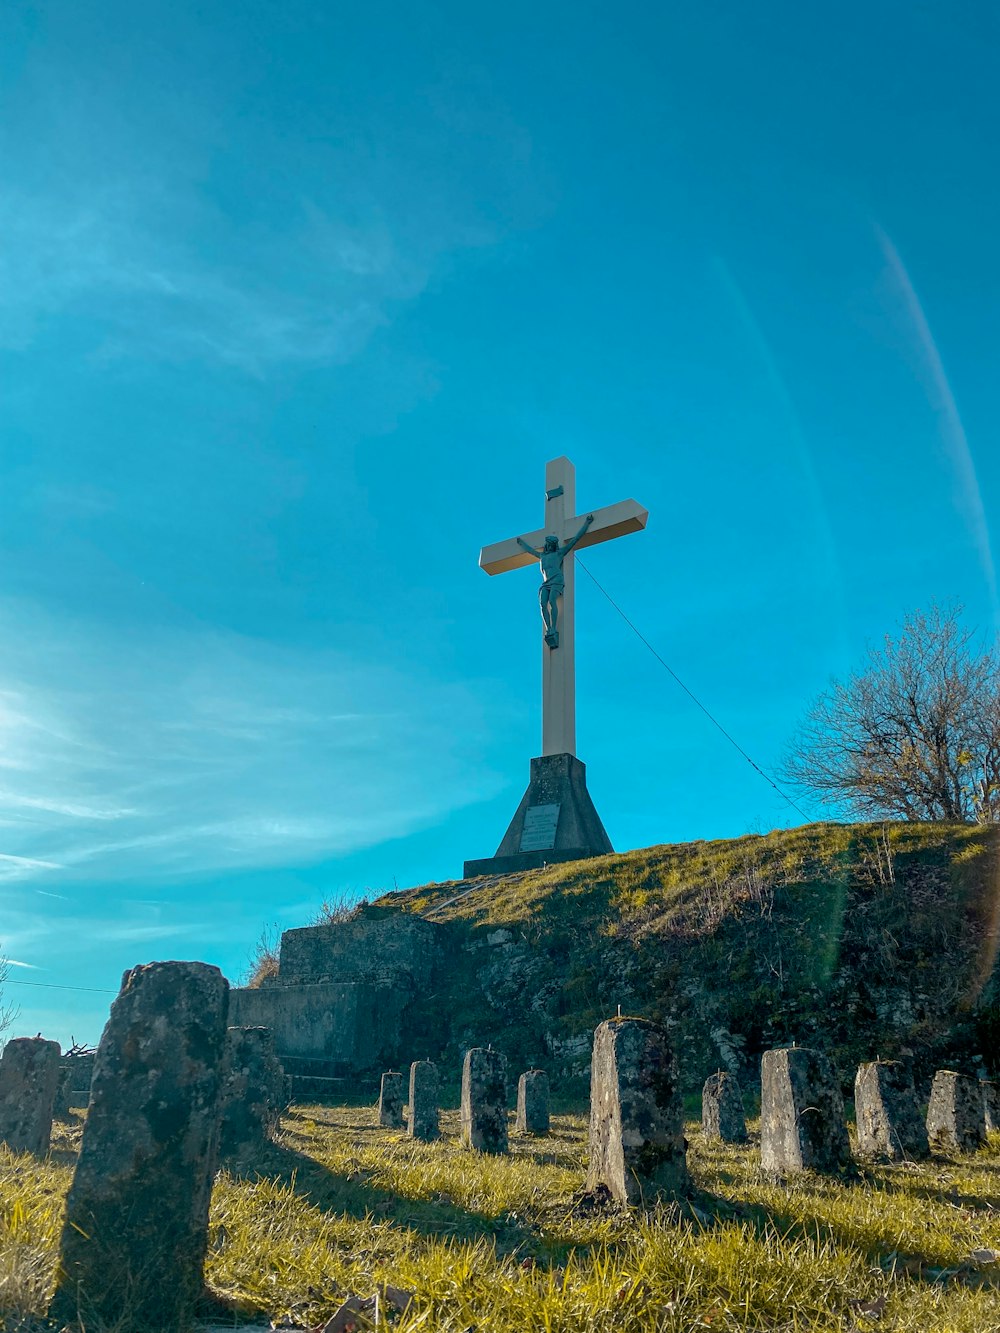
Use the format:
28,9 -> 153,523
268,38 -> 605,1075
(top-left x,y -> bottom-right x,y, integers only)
875,226 -> 998,626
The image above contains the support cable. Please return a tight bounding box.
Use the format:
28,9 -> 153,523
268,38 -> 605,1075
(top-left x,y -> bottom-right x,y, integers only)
576,558 -> 813,824
4,978 -> 116,993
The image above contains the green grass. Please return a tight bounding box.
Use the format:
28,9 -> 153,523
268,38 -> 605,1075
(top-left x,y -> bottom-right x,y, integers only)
4,1107 -> 1000,1331
398,820 -> 1000,940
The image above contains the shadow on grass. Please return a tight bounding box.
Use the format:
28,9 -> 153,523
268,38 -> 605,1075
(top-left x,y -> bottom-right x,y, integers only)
686,1151 -> 1000,1290
268,1108 -> 1000,1286
223,1129 -> 556,1258
884,1150 -> 1000,1215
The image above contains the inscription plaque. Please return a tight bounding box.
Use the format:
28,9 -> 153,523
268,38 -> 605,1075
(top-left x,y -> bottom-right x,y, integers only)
519,802 -> 561,853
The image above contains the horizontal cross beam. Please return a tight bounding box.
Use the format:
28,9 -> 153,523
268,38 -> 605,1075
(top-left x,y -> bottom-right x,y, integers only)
479,498 -> 649,576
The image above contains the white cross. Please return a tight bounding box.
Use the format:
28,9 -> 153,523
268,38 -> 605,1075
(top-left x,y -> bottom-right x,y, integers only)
479,457 -> 648,757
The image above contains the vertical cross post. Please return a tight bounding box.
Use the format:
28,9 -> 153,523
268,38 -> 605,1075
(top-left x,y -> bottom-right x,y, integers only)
542,457 -> 576,757
478,456 -> 648,760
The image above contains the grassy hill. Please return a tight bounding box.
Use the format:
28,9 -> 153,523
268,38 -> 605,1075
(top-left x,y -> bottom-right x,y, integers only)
374,821 -> 1000,1093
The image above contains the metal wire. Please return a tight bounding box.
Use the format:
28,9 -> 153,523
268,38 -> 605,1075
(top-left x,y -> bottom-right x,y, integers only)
576,557 -> 812,824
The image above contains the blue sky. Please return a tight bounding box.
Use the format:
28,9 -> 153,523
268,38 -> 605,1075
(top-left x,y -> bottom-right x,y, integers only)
2,1 -> 997,1046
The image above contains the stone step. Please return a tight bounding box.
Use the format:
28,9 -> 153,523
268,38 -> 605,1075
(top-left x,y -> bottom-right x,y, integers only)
288,1074 -> 349,1099
287,1074 -> 379,1103
278,1054 -> 353,1080
59,1090 -> 93,1108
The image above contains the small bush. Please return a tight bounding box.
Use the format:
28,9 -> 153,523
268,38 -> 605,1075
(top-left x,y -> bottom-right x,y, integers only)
243,923 -> 281,988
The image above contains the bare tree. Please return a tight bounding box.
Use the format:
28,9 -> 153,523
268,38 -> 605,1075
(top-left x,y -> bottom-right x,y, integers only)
785,604 -> 1000,823
0,950 -> 20,1043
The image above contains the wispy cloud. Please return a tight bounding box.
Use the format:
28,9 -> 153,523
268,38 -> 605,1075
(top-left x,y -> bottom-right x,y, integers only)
0,597 -> 496,889
0,183 -> 431,371
0,15 -> 544,380
0,854 -> 64,871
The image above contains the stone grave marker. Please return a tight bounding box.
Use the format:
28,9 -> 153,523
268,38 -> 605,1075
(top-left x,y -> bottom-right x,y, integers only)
854,1059 -> 929,1161
926,1070 -> 986,1154
461,1047 -> 509,1153
378,1070 -> 405,1128
983,1080 -> 1000,1134
49,961 -> 229,1333
407,1059 -> 439,1141
587,1016 -> 688,1205
218,1025 -> 287,1160
515,1068 -> 550,1134
0,1036 -> 61,1156
701,1070 -> 747,1143
760,1046 -> 851,1174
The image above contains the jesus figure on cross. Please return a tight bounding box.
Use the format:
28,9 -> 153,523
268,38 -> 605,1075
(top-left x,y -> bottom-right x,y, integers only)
478,457 -> 647,758
517,514 -> 594,648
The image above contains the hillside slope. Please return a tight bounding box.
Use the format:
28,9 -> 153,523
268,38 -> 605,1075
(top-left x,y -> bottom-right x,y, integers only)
374,821 -> 1000,1092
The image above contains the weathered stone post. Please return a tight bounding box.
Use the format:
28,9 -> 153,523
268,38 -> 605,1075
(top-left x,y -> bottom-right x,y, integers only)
854,1060 -> 929,1161
760,1047 -> 851,1174
701,1070 -> 747,1143
49,961 -> 229,1333
926,1070 -> 986,1153
0,1037 -> 61,1155
378,1071 -> 406,1129
587,1017 -> 688,1205
407,1059 -> 439,1141
515,1068 -> 550,1134
218,1025 -> 287,1160
461,1047 -> 509,1153
983,1080 -> 1000,1134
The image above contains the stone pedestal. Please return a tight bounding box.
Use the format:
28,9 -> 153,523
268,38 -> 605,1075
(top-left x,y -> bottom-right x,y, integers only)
464,753 -> 613,878
0,1037 -> 61,1156
587,1017 -> 688,1205
515,1069 -> 550,1134
855,1060 -> 928,1161
701,1071 -> 747,1143
218,1026 -> 287,1160
461,1048 -> 509,1153
926,1070 -> 986,1153
49,961 -> 229,1333
760,1047 -> 851,1174
378,1071 -> 405,1129
407,1060 -> 439,1142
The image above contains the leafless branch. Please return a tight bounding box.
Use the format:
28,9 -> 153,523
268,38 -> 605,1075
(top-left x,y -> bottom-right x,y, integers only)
784,604 -> 1000,823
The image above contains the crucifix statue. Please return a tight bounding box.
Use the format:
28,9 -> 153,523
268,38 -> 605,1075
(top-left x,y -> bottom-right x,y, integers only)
479,457 -> 648,758
516,513 -> 594,648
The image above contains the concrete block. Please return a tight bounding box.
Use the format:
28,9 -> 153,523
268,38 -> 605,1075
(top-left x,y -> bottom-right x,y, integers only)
587,1017 -> 688,1205
926,1070 -> 986,1154
701,1071 -> 747,1143
760,1047 -> 850,1174
461,1048 -> 508,1153
49,961 -> 229,1332
854,1060 -> 928,1161
407,1060 -> 439,1142
378,1071 -> 405,1129
0,1037 -> 61,1155
515,1069 -> 550,1134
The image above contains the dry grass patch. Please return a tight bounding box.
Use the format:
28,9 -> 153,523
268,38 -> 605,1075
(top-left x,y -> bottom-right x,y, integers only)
2,1108 -> 1000,1331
